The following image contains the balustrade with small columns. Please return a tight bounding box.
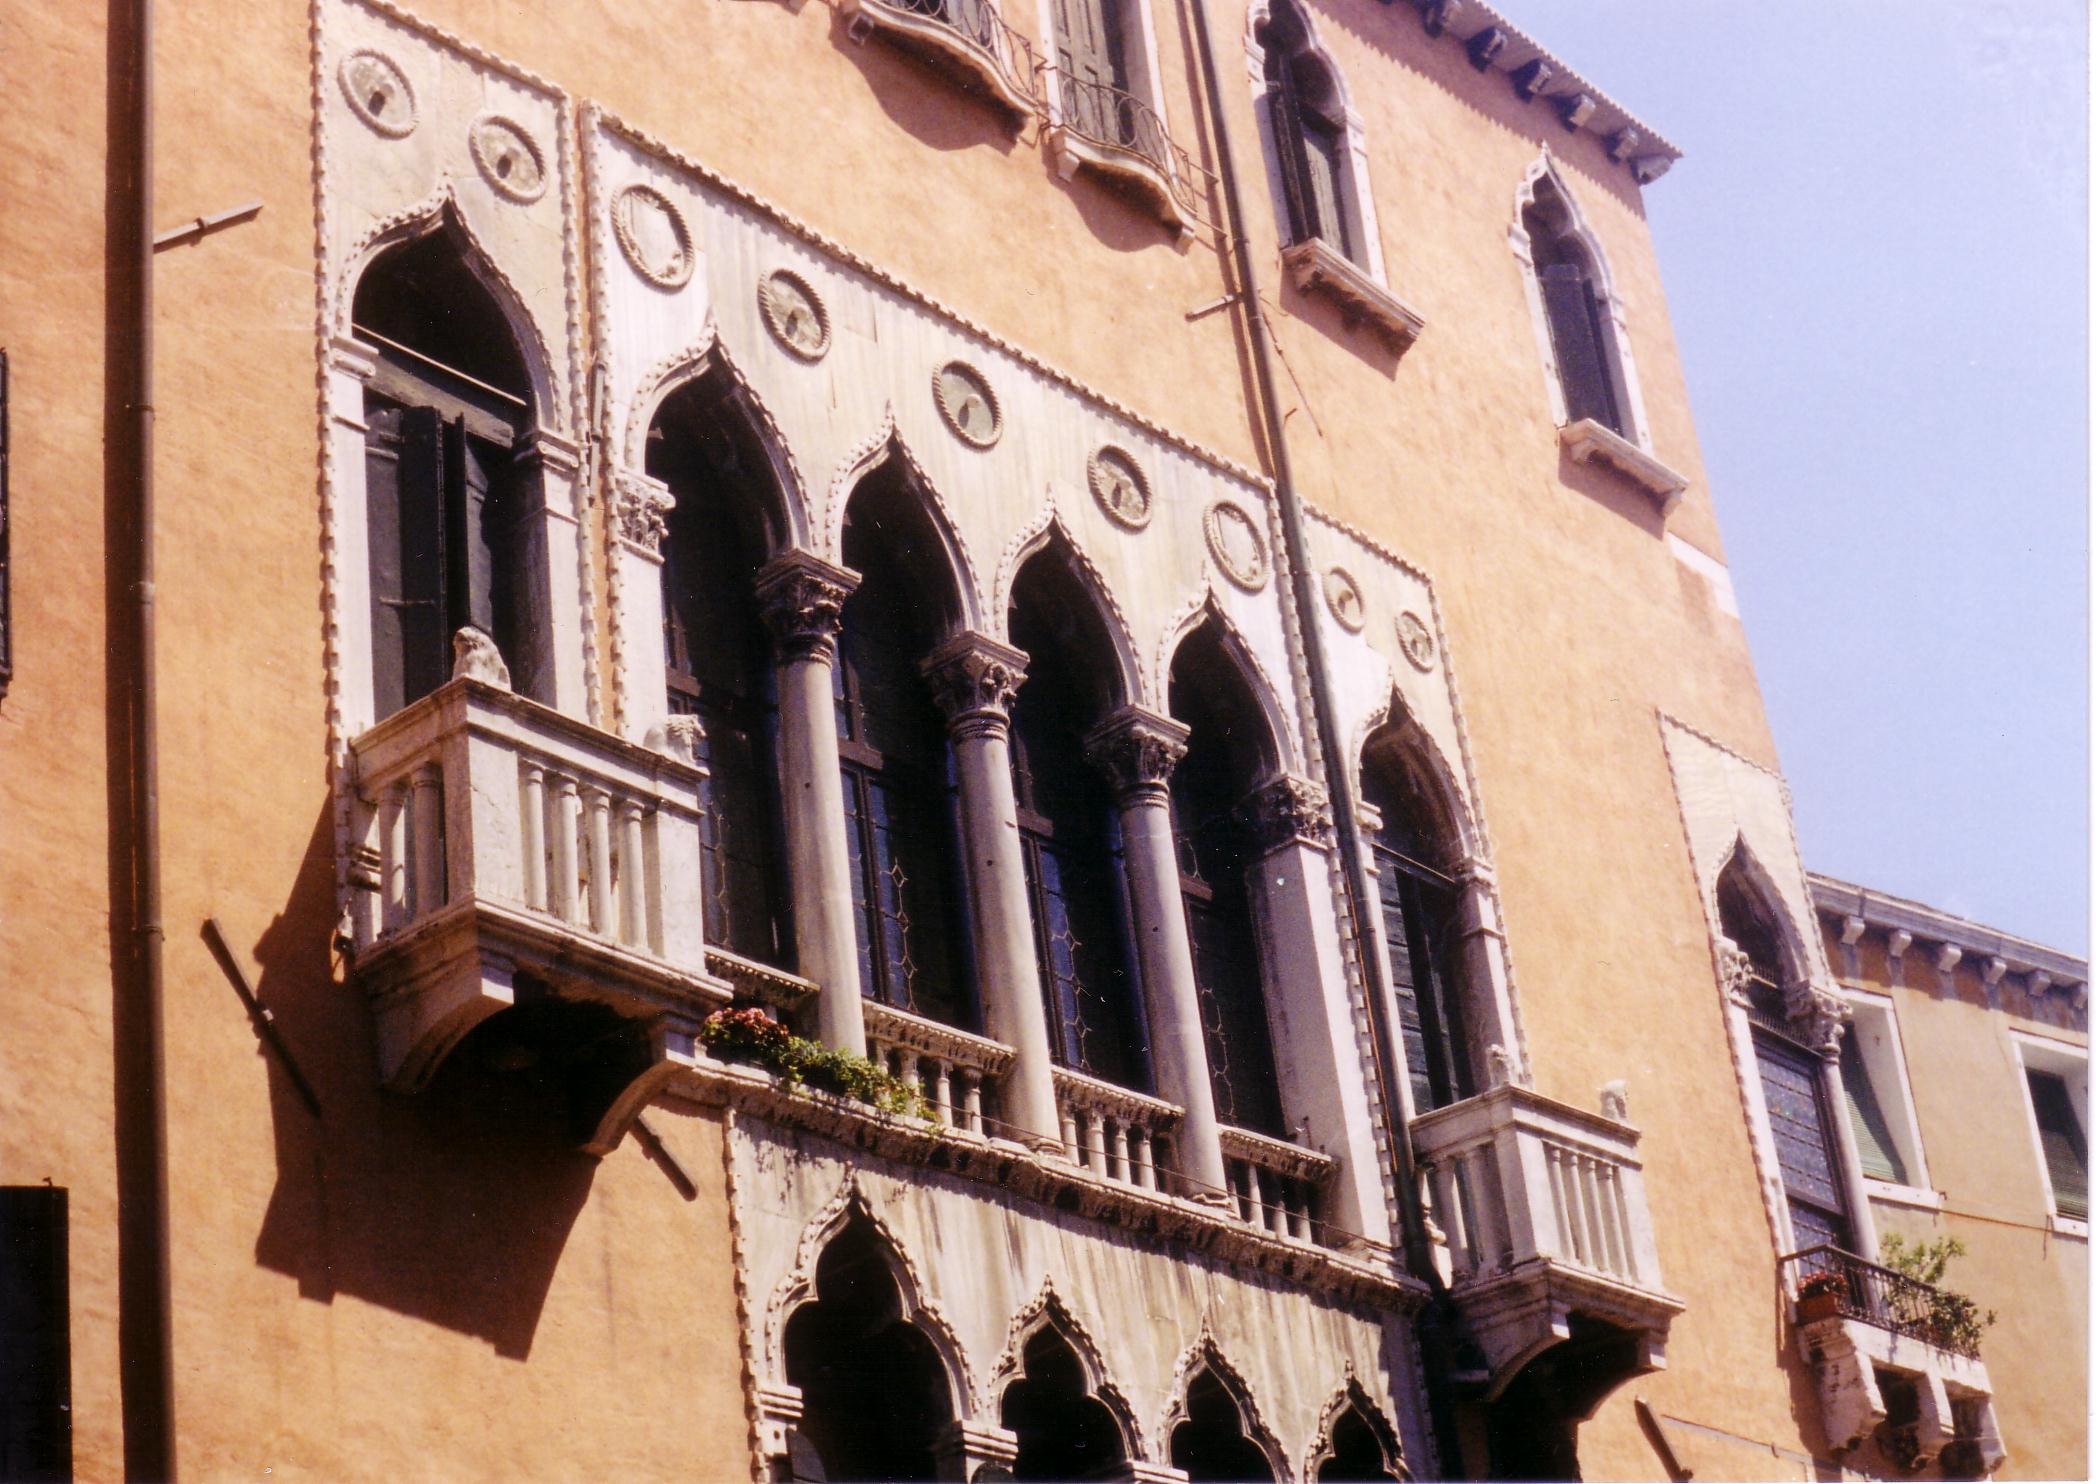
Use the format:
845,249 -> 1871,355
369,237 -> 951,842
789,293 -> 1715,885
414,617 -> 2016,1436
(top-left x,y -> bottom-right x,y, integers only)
863,1001 -> 1014,1137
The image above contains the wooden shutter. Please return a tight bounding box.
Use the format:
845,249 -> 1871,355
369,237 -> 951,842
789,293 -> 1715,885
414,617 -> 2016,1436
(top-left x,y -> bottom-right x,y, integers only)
443,416 -> 498,642
1300,113 -> 1350,259
366,401 -> 449,717
1539,264 -> 1618,431
0,1186 -> 70,1483
2027,1069 -> 2088,1220
1056,0 -> 1131,139
1839,1035 -> 1909,1186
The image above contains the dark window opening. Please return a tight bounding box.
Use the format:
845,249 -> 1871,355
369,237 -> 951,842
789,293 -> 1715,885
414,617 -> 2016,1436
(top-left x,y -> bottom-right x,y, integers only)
354,223 -> 540,718
2027,1066 -> 2087,1220
1363,741 -> 1472,1114
653,377 -> 794,969
1319,1403 -> 1403,1483
1261,0 -> 1354,261
1717,860 -> 1792,1029
0,1186 -> 70,1484
1001,1326 -> 1129,1480
1009,548 -> 1148,1091
1170,1368 -> 1276,1483
836,467 -> 974,1029
1523,178 -> 1623,435
1169,622 -> 1285,1137
781,1215 -> 954,1482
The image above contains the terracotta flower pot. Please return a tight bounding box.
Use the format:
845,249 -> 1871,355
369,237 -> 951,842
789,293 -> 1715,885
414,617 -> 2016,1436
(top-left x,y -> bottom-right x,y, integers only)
1796,1291 -> 1843,1324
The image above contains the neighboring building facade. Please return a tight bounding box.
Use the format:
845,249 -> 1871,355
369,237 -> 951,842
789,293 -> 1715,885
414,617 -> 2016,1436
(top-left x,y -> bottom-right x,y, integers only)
0,0 -> 2081,1481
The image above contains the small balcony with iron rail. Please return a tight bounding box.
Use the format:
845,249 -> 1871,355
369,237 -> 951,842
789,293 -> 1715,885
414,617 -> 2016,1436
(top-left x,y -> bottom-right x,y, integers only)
840,0 -> 1045,121
1781,1245 -> 2003,1473
344,676 -> 733,1144
1408,1082 -> 1682,1411
1040,67 -> 1215,236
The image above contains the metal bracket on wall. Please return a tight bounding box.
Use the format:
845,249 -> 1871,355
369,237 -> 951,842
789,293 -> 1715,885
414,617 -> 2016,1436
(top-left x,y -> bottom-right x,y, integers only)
154,200 -> 263,251
202,916 -> 323,1119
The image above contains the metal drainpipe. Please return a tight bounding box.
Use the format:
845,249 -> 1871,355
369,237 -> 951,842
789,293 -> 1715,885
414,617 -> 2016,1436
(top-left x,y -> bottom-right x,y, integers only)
1179,0 -> 1468,1471
121,0 -> 176,1472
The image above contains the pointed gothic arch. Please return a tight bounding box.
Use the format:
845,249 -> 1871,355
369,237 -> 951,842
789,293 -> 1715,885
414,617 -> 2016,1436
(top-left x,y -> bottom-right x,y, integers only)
632,336 -> 809,554
991,1283 -> 1141,1479
1154,589 -> 1298,775
1250,0 -> 1377,272
1161,1339 -> 1289,1483
1305,1379 -> 1407,1482
829,426 -> 985,636
1510,154 -> 1648,447
995,509 -> 1144,707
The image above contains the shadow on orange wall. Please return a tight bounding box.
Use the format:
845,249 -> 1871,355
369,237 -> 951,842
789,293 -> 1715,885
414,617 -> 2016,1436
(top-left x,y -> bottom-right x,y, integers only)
247,805 -> 596,1361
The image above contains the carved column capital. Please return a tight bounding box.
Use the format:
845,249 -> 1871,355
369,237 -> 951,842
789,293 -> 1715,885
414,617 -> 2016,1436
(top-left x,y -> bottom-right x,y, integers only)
754,550 -> 861,664
1083,707 -> 1190,805
612,470 -> 676,555
1787,979 -> 1850,1057
1715,936 -> 1755,1007
1238,773 -> 1334,855
922,632 -> 1029,741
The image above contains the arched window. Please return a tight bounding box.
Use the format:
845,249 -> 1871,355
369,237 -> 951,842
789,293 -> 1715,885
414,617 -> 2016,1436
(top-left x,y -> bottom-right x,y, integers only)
1259,0 -> 1355,262
1718,853 -> 1854,1255
1008,544 -> 1148,1091
782,1215 -> 955,1482
353,219 -> 541,717
651,376 -> 792,969
1000,1326 -> 1129,1480
1168,621 -> 1285,1136
1170,1366 -> 1276,1483
1520,170 -> 1626,437
835,465 -> 974,1029
1318,1400 -> 1404,1482
1361,735 -> 1473,1114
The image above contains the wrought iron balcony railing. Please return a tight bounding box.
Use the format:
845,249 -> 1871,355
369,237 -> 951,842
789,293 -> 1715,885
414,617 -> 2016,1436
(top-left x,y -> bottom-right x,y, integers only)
1042,70 -> 1215,232
1780,1244 -> 1983,1359
841,0 -> 1043,119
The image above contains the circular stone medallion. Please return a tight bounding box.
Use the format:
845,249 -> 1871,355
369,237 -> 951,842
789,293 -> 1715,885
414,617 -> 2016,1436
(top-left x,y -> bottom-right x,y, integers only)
613,184 -> 695,290
760,270 -> 830,360
1203,500 -> 1269,591
470,116 -> 547,204
1396,610 -> 1438,671
934,362 -> 1001,448
1323,567 -> 1366,632
339,51 -> 416,138
1089,446 -> 1152,531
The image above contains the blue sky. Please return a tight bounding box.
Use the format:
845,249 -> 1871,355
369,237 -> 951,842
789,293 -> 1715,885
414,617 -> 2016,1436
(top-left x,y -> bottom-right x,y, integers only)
1516,2 -> 2089,951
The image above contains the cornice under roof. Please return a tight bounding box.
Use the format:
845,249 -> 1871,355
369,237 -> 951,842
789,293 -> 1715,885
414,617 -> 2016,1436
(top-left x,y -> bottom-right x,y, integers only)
1808,872 -> 2087,988
1403,0 -> 1683,184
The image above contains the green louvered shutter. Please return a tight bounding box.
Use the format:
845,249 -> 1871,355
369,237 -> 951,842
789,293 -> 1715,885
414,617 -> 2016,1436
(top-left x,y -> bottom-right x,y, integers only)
1839,1036 -> 1909,1186
2027,1069 -> 2088,1220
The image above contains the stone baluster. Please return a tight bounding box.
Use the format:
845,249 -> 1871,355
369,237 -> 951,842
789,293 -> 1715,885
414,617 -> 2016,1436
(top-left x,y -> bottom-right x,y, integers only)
962,1075 -> 984,1134
410,762 -> 444,917
381,782 -> 409,931
1084,706 -> 1229,1201
1133,1128 -> 1156,1190
755,551 -> 866,1054
520,763 -> 548,912
923,633 -> 1062,1149
550,773 -> 581,922
617,797 -> 647,948
584,786 -> 615,934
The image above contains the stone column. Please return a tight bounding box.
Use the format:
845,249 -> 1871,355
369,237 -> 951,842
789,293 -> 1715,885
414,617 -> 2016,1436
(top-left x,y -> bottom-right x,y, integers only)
609,469 -> 676,745
1798,985 -> 1879,1258
755,550 -> 866,1053
1450,856 -> 1527,1090
1084,706 -> 1228,1200
510,427 -> 587,716
923,633 -> 1063,1150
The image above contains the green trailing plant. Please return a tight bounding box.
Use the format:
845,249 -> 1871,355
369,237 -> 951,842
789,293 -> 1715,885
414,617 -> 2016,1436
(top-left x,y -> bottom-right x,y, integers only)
698,1007 -> 928,1119
1878,1234 -> 1996,1354
1796,1271 -> 1846,1303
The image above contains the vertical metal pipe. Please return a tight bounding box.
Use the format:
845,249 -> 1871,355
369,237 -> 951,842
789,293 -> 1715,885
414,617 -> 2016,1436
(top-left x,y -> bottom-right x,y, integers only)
117,0 -> 176,1472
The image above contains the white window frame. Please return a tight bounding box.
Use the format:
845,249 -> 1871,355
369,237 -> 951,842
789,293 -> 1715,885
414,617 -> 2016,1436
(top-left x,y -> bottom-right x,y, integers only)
2009,1031 -> 2089,1239
1244,0 -> 1386,285
1838,989 -> 1938,1211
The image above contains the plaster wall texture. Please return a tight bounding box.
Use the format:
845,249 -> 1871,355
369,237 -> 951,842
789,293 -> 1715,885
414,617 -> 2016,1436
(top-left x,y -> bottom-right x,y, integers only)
1828,921 -> 2088,1482
0,3 -> 125,1476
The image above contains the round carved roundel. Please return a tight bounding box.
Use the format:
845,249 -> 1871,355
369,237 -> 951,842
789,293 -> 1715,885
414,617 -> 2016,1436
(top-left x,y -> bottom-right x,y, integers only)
340,51 -> 416,139
613,184 -> 695,290
1396,609 -> 1438,671
760,270 -> 830,360
934,362 -> 1001,448
1323,566 -> 1366,632
1089,446 -> 1151,530
1203,500 -> 1269,591
469,115 -> 547,204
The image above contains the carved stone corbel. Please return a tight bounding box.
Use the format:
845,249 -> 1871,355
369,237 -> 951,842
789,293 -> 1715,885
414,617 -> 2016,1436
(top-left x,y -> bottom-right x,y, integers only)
1083,707 -> 1190,807
1238,773 -> 1335,855
754,550 -> 861,664
611,470 -> 676,555
922,632 -> 1028,742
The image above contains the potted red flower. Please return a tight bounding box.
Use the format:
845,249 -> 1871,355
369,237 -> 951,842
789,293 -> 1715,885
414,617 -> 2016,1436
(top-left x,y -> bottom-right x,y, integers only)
1795,1271 -> 1846,1324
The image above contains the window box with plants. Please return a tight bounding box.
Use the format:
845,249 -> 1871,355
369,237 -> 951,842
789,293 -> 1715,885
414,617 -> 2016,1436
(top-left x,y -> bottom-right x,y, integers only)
698,1006 -> 927,1119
